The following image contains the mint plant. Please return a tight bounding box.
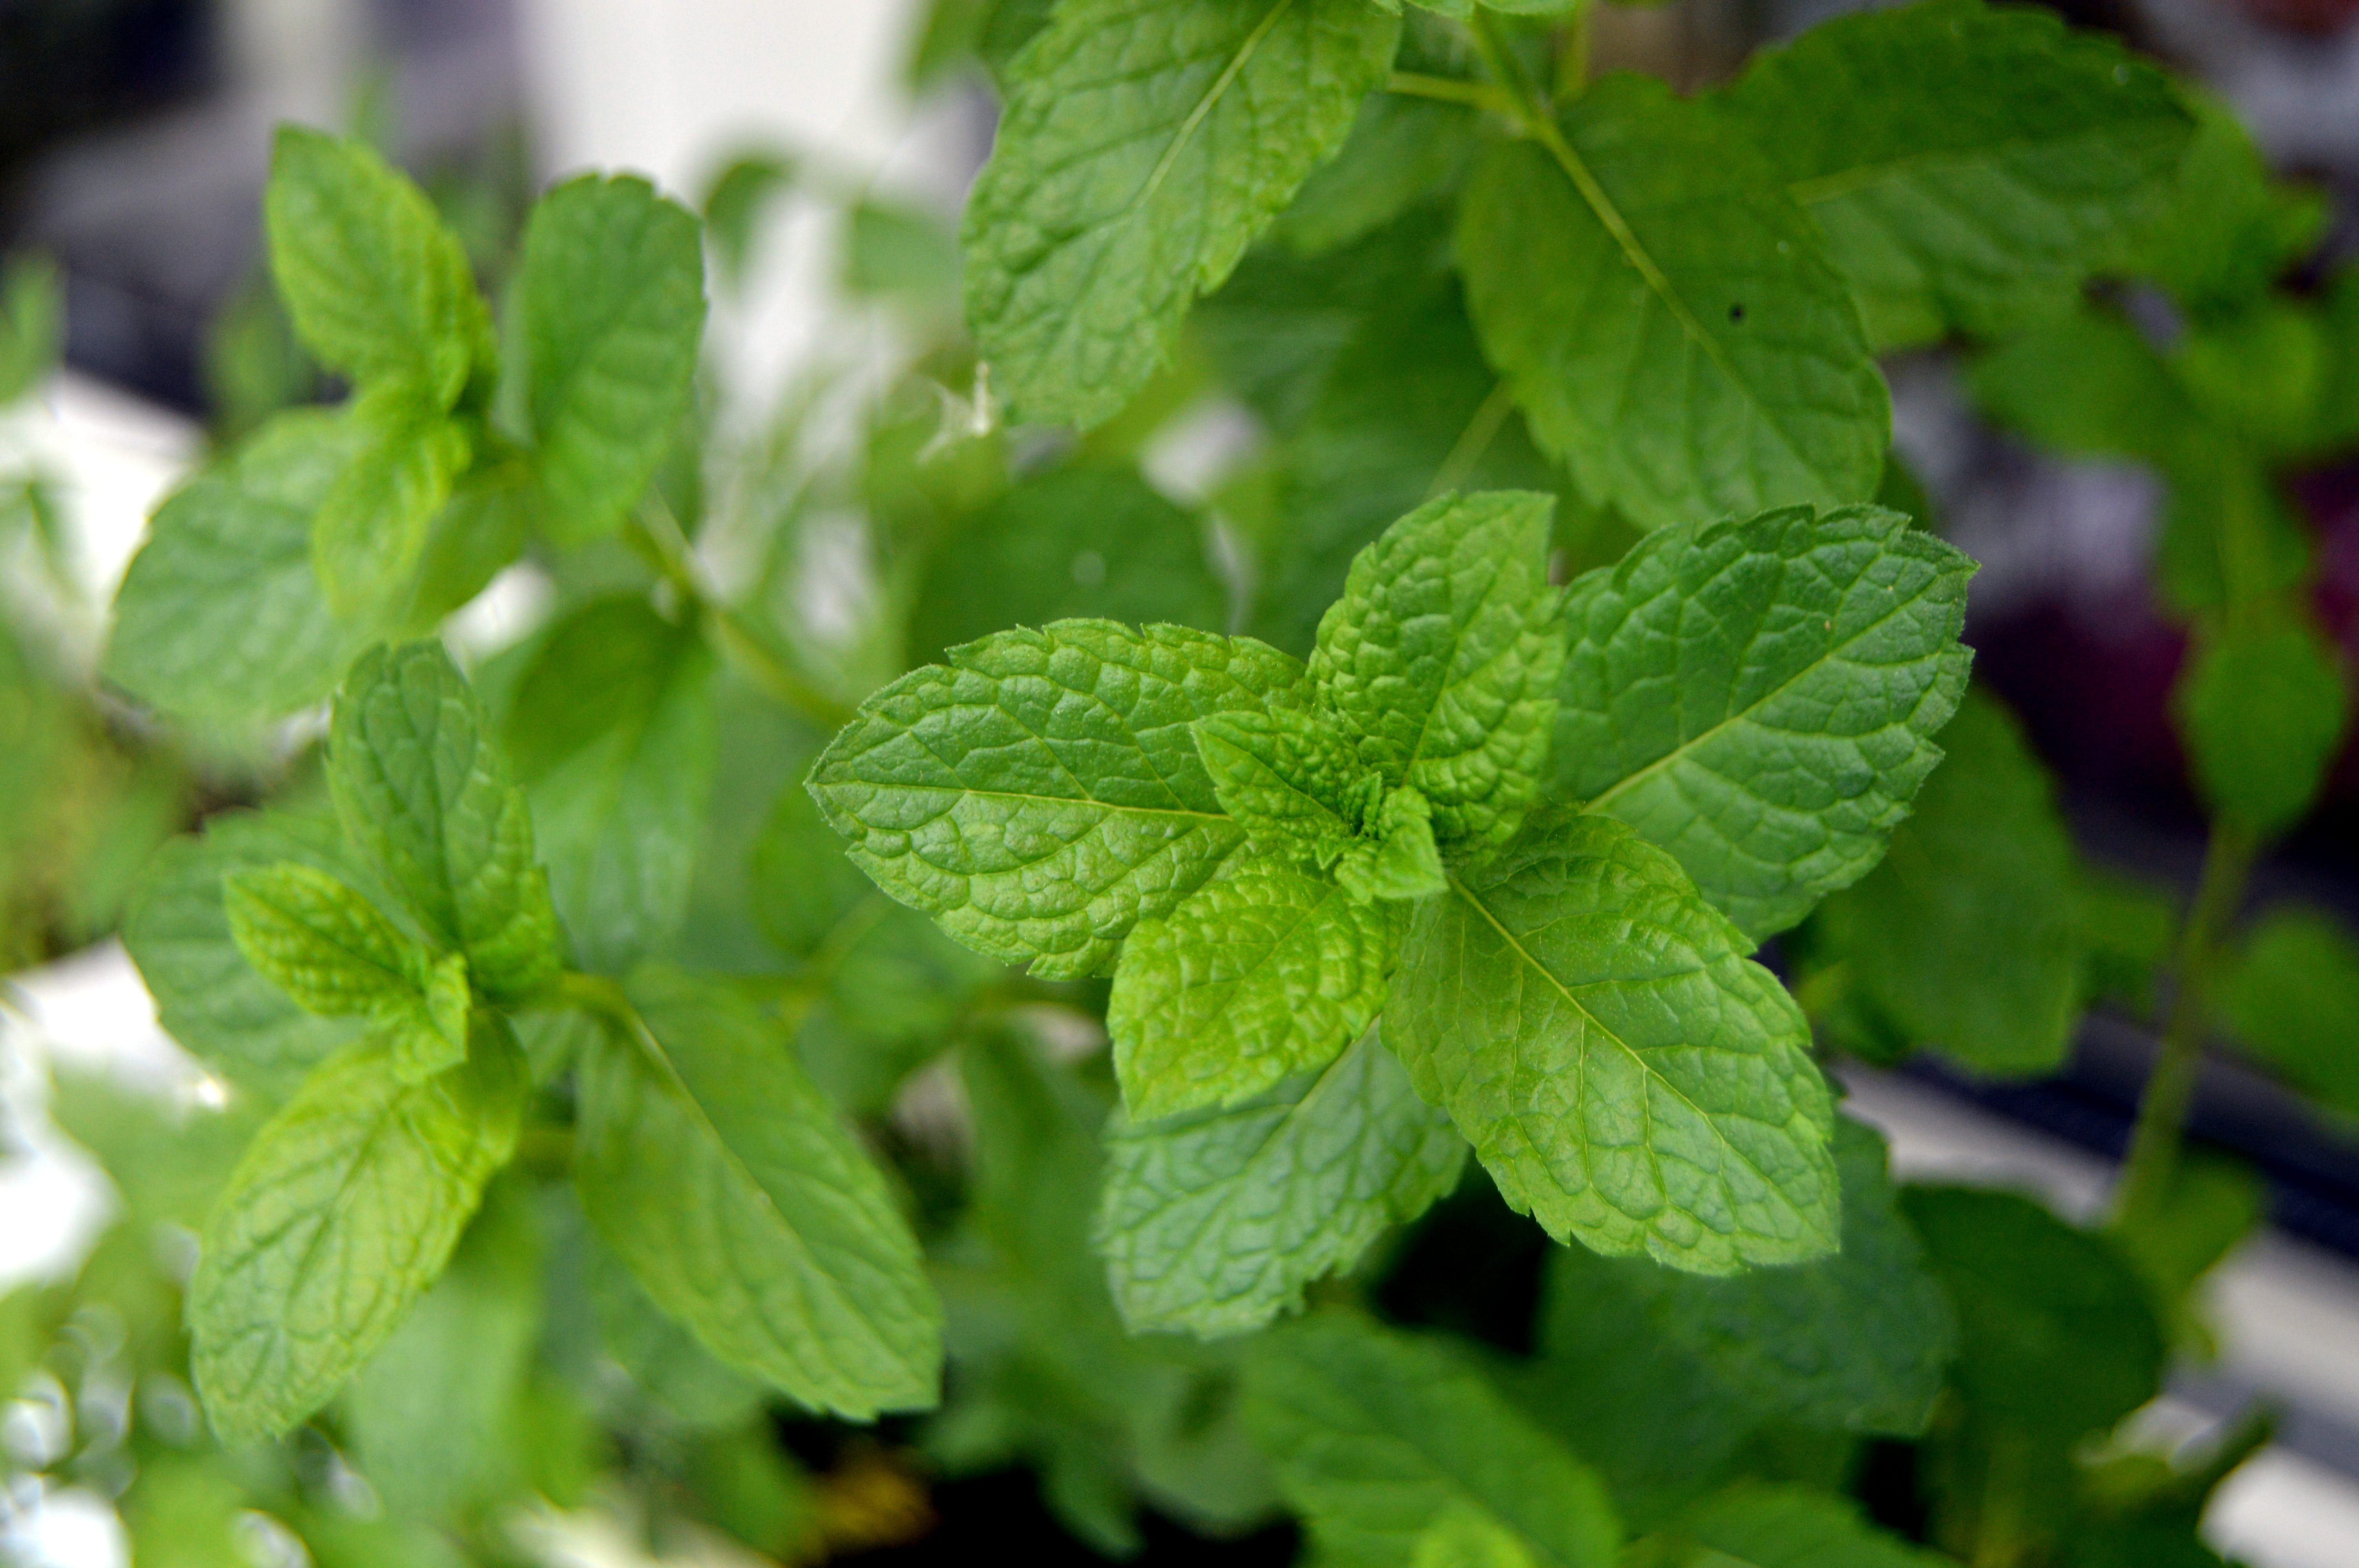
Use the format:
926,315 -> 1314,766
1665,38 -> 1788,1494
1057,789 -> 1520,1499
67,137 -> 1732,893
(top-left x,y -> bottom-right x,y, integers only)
4,2 -> 2358,1566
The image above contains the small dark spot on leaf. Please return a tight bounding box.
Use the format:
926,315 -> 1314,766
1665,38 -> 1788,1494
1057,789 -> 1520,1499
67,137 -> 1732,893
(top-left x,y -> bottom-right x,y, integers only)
1728,304 -> 1746,323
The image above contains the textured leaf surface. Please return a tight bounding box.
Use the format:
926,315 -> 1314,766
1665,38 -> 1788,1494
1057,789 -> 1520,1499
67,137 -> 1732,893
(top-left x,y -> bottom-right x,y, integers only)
573,969 -> 941,1418
507,599 -> 718,972
1194,707 -> 1374,865
807,620 -> 1308,978
264,127 -> 489,403
1389,811 -> 1837,1273
189,1027 -> 526,1443
105,411 -> 368,726
1809,690 -> 2084,1075
1555,504 -> 1974,939
962,0 -> 1401,427
1540,1119 -> 1954,1439
1645,1485 -> 1946,1568
329,642 -> 562,1002
310,396 -> 471,618
516,175 -> 707,544
1458,74 -> 1886,531
1245,1312 -> 1619,1568
122,811 -> 375,1099
1721,0 -> 2192,349
2174,611 -> 2350,837
222,863 -> 422,1017
1097,1033 -> 1462,1338
1311,491 -> 1562,850
1110,866 -> 1401,1120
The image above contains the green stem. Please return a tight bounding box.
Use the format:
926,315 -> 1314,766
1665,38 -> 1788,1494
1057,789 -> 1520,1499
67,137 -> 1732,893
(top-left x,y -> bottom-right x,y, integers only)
1386,71 -> 1516,115
2110,822 -> 2257,1225
551,969 -> 634,1027
1554,0 -> 1594,100
625,500 -> 854,730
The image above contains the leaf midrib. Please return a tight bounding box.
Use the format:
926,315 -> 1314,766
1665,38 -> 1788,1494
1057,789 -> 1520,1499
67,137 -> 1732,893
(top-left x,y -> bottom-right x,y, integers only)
1783,117 -> 2166,208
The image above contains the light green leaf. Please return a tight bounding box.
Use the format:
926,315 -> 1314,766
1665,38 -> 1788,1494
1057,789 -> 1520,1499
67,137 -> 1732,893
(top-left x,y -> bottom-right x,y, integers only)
1965,302 -> 2188,462
1339,786 -> 1447,903
515,174 -> 707,544
1276,87 -> 1477,258
328,640 -> 563,1002
1540,1119 -> 1955,1441
189,1022 -> 527,1443
105,410 -> 370,727
311,392 -> 472,617
1719,0 -> 2192,350
222,862 -> 424,1016
1806,689 -> 2085,1076
2219,907 -> 2359,1116
1096,1031 -> 1463,1338
908,464 -> 1227,665
0,253 -> 62,406
264,125 -> 490,405
807,619 -> 1308,978
1389,810 -> 1838,1274
1554,503 -> 1974,940
572,968 -> 942,1418
586,1231 -> 764,1427
1310,490 -> 1562,851
1109,865 -> 1402,1120
1641,1485 -> 1948,1568
1194,706 -> 1376,866
1458,73 -> 1887,532
2125,89 -> 2327,316
1244,1311 -> 1620,1568
506,598 -> 718,973
2174,609 -> 2350,837
962,0 -> 1402,427
122,810 -> 376,1098
1415,1504 -> 1539,1568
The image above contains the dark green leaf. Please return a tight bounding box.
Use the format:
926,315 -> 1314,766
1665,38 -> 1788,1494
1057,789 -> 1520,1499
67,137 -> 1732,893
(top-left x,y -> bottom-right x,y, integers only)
2219,906 -> 2359,1115
2174,609 -> 2350,837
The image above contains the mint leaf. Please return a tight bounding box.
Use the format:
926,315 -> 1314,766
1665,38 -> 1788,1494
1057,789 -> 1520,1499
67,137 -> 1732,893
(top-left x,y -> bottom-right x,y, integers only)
1541,1119 -> 1956,1441
1339,786 -> 1447,903
1806,690 -> 2085,1076
105,411 -> 368,727
1965,303 -> 2187,461
506,598 -> 718,973
1109,866 -> 1402,1120
264,125 -> 490,406
807,621 -> 1308,978
1458,73 -> 1886,532
0,253 -> 60,407
1096,1032 -> 1463,1338
1310,491 -> 1562,851
1414,1504 -> 1539,1568
2125,89 -> 2327,316
2174,608 -> 2350,837
1194,707 -> 1375,867
514,175 -> 707,545
328,641 -> 563,1003
1276,88 -> 1477,258
1642,1485 -> 1948,1568
1245,1311 -> 1620,1568
122,810 -> 377,1099
1719,0 -> 2192,350
189,1024 -> 527,1443
585,1227 -> 763,1427
911,465 -> 1227,664
2220,907 -> 2359,1116
1389,810 -> 1838,1274
573,969 -> 942,1418
1555,503 -> 1974,940
962,0 -> 1401,427
311,392 -> 472,618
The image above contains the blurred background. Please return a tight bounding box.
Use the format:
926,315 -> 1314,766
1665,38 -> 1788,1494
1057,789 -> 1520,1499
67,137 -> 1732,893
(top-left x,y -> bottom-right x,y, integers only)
4,0 -> 2359,1563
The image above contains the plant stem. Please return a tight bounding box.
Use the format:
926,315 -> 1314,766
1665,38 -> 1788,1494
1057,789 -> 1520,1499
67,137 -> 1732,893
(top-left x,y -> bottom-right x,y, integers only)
1386,71 -> 1516,115
2110,822 -> 2258,1225
624,500 -> 853,730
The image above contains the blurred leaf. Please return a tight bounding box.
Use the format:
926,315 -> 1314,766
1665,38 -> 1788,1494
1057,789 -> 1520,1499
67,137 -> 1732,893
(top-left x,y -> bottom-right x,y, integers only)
2123,91 -> 2325,317
2219,905 -> 2359,1115
2174,608 -> 2350,837
844,198 -> 959,314
702,152 -> 798,288
0,252 -> 62,405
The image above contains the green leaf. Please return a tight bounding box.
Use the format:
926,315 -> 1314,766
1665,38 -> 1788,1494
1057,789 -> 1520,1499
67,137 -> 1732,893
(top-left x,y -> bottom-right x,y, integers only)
2219,906 -> 2359,1115
0,252 -> 62,406
1539,1119 -> 1956,1441
344,1180 -> 542,1519
1806,689 -> 2085,1076
1639,1485 -> 1947,1568
700,151 -> 796,287
1719,0 -> 2192,350
122,809 -> 377,1098
1310,491 -> 1563,851
310,394 -> 472,617
572,968 -> 942,1418
105,410 -> 371,727
961,0 -> 1402,427
2174,609 -> 2350,837
122,1455 -> 249,1568
329,640 -> 563,1002
1275,89 -> 1478,258
1096,1031 -> 1463,1338
1109,866 -> 1402,1120
908,464 -> 1227,665
1244,1311 -> 1620,1568
1554,503 -> 1974,940
1340,785 -> 1448,903
1389,810 -> 1838,1274
189,1022 -> 528,1443
845,197 -> 960,310
1194,706 -> 1377,867
264,125 -> 490,405
1458,73 -> 1887,532
2125,90 -> 2326,316
587,1231 -> 764,1427
515,175 -> 707,544
1900,1186 -> 2165,1445
1965,303 -> 2188,462
807,620 -> 1308,978
506,598 -> 718,972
